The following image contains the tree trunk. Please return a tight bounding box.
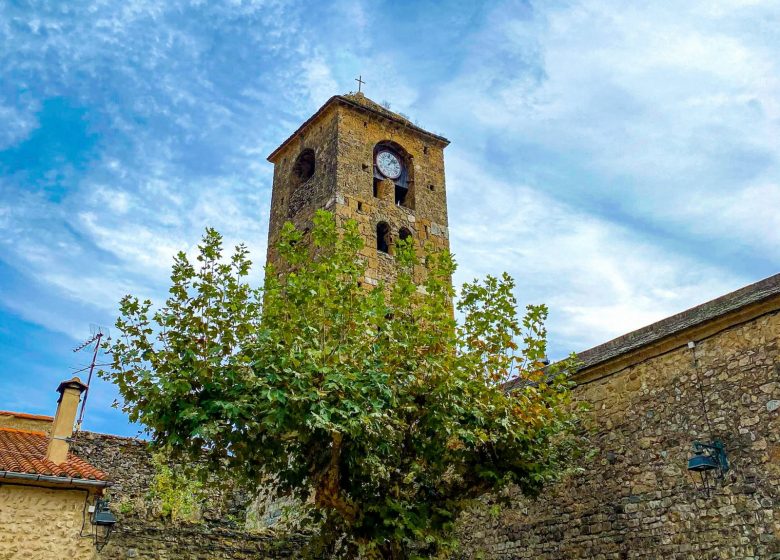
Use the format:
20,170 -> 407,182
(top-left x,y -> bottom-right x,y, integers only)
379,540 -> 409,560
313,431 -> 358,523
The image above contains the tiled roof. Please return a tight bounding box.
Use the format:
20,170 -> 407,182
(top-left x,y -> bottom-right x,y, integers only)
576,272 -> 780,371
0,427 -> 108,481
504,272 -> 780,392
0,410 -> 53,421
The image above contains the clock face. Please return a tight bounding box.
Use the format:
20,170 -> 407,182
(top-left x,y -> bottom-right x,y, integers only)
376,150 -> 402,179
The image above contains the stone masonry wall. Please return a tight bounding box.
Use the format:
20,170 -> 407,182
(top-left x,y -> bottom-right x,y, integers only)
456,309 -> 780,559
0,484 -> 99,560
11,304 -> 773,560
0,413 -> 52,433
266,106 -> 339,266
333,94 -> 450,286
266,93 -> 450,288
70,432 -> 303,559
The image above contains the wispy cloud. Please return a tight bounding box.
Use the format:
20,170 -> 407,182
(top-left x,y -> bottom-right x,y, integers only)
0,0 -> 777,433
391,0 -> 780,354
445,151 -> 744,354
421,0 -> 780,266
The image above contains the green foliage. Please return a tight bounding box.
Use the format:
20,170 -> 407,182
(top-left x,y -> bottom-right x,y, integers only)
117,499 -> 135,515
103,210 -> 583,558
147,450 -> 205,523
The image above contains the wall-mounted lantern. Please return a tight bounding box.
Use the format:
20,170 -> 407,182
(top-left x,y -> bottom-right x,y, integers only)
91,498 -> 117,551
687,440 -> 729,496
685,341 -> 731,498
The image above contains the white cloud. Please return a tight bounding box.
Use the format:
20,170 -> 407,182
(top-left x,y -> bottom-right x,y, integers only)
0,102 -> 38,150
447,151 -> 746,354
378,0 -> 779,358
0,0 -> 776,366
90,186 -> 133,215
302,56 -> 340,107
0,0 -> 346,344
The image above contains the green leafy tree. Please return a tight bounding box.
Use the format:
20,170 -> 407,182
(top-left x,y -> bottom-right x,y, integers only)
103,210 -> 581,559
147,450 -> 205,523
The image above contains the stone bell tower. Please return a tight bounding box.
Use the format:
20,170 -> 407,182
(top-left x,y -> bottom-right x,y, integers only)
266,92 -> 450,286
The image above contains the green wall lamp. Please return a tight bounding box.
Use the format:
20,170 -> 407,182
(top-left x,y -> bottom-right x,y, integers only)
91,497 -> 117,551
685,341 -> 730,497
687,440 -> 729,496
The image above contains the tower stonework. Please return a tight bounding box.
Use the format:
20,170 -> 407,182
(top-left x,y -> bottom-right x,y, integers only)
266,92 -> 450,286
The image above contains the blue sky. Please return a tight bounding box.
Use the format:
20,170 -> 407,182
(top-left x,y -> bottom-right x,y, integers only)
1,0 -> 778,436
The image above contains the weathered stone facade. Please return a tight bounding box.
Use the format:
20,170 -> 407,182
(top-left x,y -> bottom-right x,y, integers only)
456,277 -> 780,559
266,92 -> 450,286
0,411 -> 52,433
59,282 -> 778,560
0,484 -> 99,559
69,432 -> 304,559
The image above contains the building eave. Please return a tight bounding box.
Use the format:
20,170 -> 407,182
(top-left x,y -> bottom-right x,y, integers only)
0,410 -> 54,422
575,272 -> 780,384
0,469 -> 111,489
503,272 -> 780,391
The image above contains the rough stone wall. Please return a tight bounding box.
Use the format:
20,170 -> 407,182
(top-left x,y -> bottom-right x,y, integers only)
95,518 -> 303,559
0,413 -> 52,433
70,432 -> 302,559
333,95 -> 449,286
266,106 -> 340,268
456,309 -> 780,559
265,93 -> 450,287
0,484 -> 98,560
70,433 -> 154,507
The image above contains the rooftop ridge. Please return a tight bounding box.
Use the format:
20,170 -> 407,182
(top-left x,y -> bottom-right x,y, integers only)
576,272 -> 780,372
0,426 -> 48,436
503,272 -> 780,392
340,92 -> 413,124
76,430 -> 148,444
0,410 -> 54,421
267,92 -> 449,162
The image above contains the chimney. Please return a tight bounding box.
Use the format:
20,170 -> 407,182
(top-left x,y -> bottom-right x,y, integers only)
46,377 -> 88,464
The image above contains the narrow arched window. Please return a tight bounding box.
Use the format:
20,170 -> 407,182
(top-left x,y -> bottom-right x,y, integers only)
377,222 -> 390,253
398,227 -> 412,243
292,148 -> 315,185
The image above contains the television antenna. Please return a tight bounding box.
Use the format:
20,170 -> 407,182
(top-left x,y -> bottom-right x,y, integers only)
72,324 -> 110,431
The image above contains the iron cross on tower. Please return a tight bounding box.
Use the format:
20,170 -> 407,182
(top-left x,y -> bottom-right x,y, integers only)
355,74 -> 365,93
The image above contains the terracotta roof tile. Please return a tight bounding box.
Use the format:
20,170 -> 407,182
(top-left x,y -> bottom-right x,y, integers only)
0,427 -> 108,481
0,410 -> 54,421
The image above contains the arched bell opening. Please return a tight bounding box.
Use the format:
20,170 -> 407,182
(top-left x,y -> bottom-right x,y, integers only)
373,141 -> 414,209
376,221 -> 391,254
291,148 -> 315,186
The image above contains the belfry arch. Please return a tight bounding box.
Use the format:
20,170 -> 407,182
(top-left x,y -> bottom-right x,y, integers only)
376,221 -> 391,254
373,140 -> 415,209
